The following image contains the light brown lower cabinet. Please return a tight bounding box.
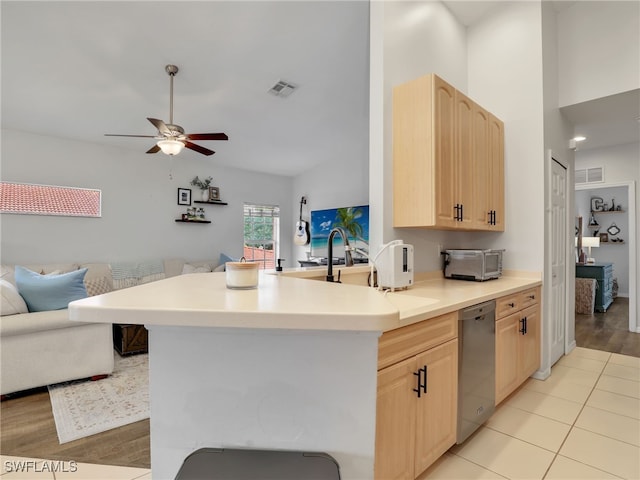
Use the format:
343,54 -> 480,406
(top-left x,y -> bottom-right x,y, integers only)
495,287 -> 541,405
375,319 -> 458,480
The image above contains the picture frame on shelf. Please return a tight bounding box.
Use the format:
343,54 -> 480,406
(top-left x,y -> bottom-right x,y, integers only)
178,188 -> 192,206
208,186 -> 220,202
599,232 -> 609,243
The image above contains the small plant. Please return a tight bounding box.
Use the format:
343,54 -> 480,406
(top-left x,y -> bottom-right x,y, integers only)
190,176 -> 213,190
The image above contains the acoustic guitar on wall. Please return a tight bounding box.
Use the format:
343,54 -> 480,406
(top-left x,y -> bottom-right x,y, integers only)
294,196 -> 310,246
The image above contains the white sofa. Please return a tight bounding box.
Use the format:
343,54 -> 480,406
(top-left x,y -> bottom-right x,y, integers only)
0,258 -> 217,396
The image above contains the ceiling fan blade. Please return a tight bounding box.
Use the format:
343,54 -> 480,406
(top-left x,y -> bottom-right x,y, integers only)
104,134 -> 157,138
146,145 -> 161,154
147,117 -> 171,136
184,141 -> 215,156
186,133 -> 229,141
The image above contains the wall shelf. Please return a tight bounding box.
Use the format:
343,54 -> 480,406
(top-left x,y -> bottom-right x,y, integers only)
591,210 -> 625,214
175,219 -> 211,224
194,201 -> 228,206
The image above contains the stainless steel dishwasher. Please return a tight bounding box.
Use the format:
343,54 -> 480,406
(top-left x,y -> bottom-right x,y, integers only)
457,300 -> 496,444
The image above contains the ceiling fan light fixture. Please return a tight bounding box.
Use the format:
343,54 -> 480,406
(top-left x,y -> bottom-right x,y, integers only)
157,139 -> 185,156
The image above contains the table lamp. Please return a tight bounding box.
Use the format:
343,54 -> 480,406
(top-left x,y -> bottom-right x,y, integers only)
582,236 -> 600,263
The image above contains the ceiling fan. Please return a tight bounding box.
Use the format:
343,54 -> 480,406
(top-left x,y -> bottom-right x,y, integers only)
105,65 -> 228,156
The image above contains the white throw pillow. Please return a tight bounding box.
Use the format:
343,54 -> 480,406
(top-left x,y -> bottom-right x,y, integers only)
0,278 -> 28,316
182,263 -> 212,274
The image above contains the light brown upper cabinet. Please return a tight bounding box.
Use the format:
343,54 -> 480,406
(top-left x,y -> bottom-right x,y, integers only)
393,74 -> 505,231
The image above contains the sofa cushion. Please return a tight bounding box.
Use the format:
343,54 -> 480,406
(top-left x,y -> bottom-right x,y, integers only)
0,308 -> 88,337
111,260 -> 165,290
164,258 -> 186,278
80,263 -> 114,296
15,266 -> 88,312
182,262 -> 214,274
0,279 -> 28,316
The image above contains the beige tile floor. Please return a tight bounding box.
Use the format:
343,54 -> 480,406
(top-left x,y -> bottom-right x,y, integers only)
1,347 -> 638,480
422,347 -> 640,480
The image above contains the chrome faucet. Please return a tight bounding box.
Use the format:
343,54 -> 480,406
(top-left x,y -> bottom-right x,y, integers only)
326,227 -> 354,282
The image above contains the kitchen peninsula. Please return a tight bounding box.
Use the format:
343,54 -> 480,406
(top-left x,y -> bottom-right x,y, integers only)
69,267 -> 541,479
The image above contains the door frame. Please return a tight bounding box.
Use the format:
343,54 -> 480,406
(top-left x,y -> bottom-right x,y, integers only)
575,180 -> 637,333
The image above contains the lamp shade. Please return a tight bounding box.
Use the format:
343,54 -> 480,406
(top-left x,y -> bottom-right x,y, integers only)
157,139 -> 185,155
582,237 -> 600,248
575,236 -> 600,248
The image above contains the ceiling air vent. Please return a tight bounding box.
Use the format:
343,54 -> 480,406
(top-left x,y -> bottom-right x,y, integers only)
575,167 -> 604,185
268,80 -> 297,98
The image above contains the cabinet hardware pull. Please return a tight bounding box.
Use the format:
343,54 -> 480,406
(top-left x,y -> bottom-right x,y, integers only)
460,204 -> 464,221
519,317 -> 528,335
528,294 -> 535,300
454,204 -> 462,221
413,370 -> 422,398
423,365 -> 428,394
508,302 -> 515,308
413,366 -> 427,398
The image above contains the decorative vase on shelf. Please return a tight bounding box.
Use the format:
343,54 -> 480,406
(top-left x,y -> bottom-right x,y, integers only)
201,190 -> 209,202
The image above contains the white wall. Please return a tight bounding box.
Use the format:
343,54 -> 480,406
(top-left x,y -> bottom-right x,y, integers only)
375,0 -> 468,271
373,1 -> 546,274
466,2 -> 545,273
0,129 -> 293,266
557,1 -> 640,106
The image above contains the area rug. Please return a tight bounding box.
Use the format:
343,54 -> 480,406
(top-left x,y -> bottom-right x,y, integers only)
48,353 -> 149,444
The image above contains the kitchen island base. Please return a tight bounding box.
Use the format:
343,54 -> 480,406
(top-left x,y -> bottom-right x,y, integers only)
147,325 -> 380,480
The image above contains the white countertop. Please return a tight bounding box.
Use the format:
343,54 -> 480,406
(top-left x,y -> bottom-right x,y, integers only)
69,268 -> 541,333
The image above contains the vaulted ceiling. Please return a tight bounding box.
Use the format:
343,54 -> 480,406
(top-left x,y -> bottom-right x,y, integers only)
1,1 -> 370,176
2,1 -> 637,178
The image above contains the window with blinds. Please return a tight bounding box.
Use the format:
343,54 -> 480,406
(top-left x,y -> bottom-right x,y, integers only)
243,203 -> 280,270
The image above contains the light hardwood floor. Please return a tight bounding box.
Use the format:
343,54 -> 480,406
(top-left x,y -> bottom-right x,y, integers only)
0,388 -> 150,468
575,297 -> 640,357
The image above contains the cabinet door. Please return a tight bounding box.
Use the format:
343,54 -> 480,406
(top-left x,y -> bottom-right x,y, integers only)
434,76 -> 457,229
471,102 -> 490,229
487,113 -> 505,231
495,313 -> 520,405
413,339 -> 458,476
452,91 -> 475,228
375,357 -> 417,480
393,75 -> 435,228
519,304 -> 540,382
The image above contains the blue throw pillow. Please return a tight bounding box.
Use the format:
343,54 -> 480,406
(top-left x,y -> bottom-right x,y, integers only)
14,266 -> 88,312
219,253 -> 237,271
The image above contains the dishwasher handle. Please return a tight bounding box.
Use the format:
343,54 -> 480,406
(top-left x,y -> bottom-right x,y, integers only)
459,300 -> 496,320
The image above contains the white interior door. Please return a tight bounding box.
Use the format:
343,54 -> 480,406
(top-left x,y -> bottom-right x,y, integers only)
550,159 -> 568,365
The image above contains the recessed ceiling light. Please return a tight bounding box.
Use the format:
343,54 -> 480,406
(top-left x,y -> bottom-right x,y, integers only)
573,135 -> 587,142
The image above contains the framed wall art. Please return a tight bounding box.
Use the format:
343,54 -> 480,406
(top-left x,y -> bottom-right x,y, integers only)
208,186 -> 220,201
178,188 -> 192,206
0,182 -> 101,217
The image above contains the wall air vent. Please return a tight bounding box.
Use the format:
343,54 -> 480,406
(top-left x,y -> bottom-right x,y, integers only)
575,167 -> 604,185
268,80 -> 297,98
